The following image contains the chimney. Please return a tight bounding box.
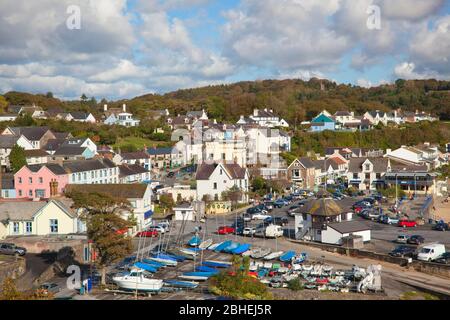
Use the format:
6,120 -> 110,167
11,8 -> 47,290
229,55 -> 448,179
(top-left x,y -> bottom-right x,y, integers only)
123,104 -> 127,112
386,149 -> 392,154
253,109 -> 258,117
104,104 -> 108,112
351,111 -> 354,117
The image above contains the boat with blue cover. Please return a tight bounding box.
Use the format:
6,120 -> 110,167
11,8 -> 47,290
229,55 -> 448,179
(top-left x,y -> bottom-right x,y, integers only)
183,271 -> 218,277
134,262 -> 157,273
163,280 -> 199,289
293,252 -> 308,264
222,242 -> 240,253
214,240 -> 232,252
147,257 -> 177,266
142,259 -> 165,268
161,253 -> 186,262
280,251 -> 296,262
153,253 -> 178,262
188,236 -> 201,247
257,269 -> 269,278
231,243 -> 251,255
195,265 -> 217,272
203,261 -> 231,268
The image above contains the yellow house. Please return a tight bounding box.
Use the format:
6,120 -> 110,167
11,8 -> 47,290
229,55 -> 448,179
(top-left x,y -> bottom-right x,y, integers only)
0,200 -> 78,239
206,201 -> 232,215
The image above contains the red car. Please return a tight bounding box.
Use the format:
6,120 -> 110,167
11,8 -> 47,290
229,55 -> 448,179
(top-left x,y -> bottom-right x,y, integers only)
398,220 -> 417,228
217,226 -> 235,235
354,206 -> 364,214
136,229 -> 159,237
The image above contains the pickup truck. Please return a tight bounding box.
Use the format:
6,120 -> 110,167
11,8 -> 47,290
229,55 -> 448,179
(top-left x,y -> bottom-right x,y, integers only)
0,243 -> 27,256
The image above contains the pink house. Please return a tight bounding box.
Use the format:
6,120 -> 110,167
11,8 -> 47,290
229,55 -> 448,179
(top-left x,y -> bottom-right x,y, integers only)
14,164 -> 69,199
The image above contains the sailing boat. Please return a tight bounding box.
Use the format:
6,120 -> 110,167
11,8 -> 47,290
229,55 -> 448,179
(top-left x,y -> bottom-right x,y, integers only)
112,267 -> 163,292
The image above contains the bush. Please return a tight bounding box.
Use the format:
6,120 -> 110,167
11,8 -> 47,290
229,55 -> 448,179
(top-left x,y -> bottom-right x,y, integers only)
287,278 -> 304,291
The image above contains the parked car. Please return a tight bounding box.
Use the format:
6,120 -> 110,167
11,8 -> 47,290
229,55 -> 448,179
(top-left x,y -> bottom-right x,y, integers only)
417,244 -> 446,262
396,234 -> 410,244
218,226 -> 235,235
389,245 -> 416,258
167,171 -> 175,178
254,203 -> 269,212
148,226 -> 166,234
157,221 -> 170,231
38,283 -> 61,295
434,252 -> 450,264
136,230 -> 158,237
407,235 -> 425,245
243,227 -> 256,236
252,213 -> 272,221
379,215 -> 400,225
0,243 -> 27,256
242,214 -> 252,222
398,220 -> 417,228
273,217 -> 289,226
433,223 -> 449,231
264,201 -> 274,211
353,201 -> 371,209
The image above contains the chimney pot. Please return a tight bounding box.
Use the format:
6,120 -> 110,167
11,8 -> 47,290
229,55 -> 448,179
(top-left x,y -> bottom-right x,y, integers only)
123,104 -> 127,112
104,104 -> 108,112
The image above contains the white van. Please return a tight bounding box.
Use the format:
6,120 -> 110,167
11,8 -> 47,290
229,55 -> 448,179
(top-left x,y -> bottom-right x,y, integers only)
265,225 -> 284,238
417,243 -> 446,262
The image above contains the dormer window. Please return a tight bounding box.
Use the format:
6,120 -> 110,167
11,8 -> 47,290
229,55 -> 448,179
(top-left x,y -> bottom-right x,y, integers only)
365,164 -> 371,171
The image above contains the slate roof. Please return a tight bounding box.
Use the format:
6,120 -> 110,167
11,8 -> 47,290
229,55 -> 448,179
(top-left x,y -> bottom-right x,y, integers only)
289,157 -> 315,169
348,157 -> 390,173
1,174 -> 15,189
70,112 -> 92,120
147,147 -> 177,155
0,136 -> 20,148
0,200 -> 76,221
63,159 -> 116,173
8,127 -> 52,141
195,163 -> 247,180
24,149 -> 49,157
43,139 -> 65,152
26,163 -> 67,175
53,146 -> 87,156
334,111 -> 352,116
119,164 -> 149,177
121,151 -> 150,160
328,220 -> 370,234
65,184 -> 149,199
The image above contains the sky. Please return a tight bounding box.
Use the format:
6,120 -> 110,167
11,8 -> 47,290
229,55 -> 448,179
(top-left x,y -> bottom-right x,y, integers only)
0,0 -> 449,100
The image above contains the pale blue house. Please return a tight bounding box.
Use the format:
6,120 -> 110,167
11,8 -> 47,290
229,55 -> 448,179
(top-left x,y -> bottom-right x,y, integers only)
310,114 -> 336,132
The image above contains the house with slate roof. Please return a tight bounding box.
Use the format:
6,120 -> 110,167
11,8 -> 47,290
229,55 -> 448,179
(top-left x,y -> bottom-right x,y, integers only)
287,158 -> 316,189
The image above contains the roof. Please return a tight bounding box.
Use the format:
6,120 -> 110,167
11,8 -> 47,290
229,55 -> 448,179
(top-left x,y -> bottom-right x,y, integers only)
196,163 -> 247,180
289,157 -> 315,169
0,135 -> 20,148
1,174 -> 15,190
334,111 -> 352,116
328,221 -> 370,234
0,200 -> 76,221
301,198 -> 343,217
348,157 -> 390,173
147,147 -> 177,155
43,139 -> 65,151
119,164 -> 149,177
312,114 -> 335,123
65,184 -> 150,199
121,151 -> 150,160
63,159 -> 116,173
8,127 -> 53,141
70,112 -> 92,120
53,146 -> 88,156
24,149 -> 48,157
26,163 -> 67,175
174,202 -> 193,209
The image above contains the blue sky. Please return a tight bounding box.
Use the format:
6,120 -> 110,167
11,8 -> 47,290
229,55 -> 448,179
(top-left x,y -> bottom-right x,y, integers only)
0,0 -> 449,100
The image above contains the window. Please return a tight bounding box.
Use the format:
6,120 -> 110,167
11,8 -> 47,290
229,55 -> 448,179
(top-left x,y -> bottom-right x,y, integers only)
26,222 -> 32,234
83,172 -> 87,180
220,169 -> 223,175
376,173 -> 381,180
39,177 -> 43,184
365,164 -> 371,171
50,219 -> 58,233
4,190 -> 9,198
28,190 -> 33,197
353,173 -> 358,179
13,222 -> 19,234
91,172 -> 94,179
365,173 -> 370,180
222,153 -> 226,160
18,177 -> 22,184
28,177 -> 32,184
18,190 -> 22,197
213,183 -> 217,190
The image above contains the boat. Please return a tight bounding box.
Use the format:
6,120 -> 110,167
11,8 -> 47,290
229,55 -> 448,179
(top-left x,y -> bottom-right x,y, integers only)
142,259 -> 166,268
241,250 -> 253,257
196,265 -> 217,272
183,271 -> 218,278
179,248 -> 199,257
162,253 -> 187,262
134,262 -> 157,273
178,275 -> 209,281
203,261 -> 231,269
264,251 -> 284,261
302,264 -> 313,272
279,251 -> 296,262
272,263 -> 281,270
163,280 -> 199,289
283,273 -> 298,281
153,253 -> 181,262
204,260 -> 232,266
249,265 -> 258,272
222,242 -> 240,253
263,262 -> 273,269
231,243 -> 251,255
277,267 -> 289,274
199,239 -> 213,249
147,257 -> 177,266
214,240 -> 232,252
112,268 -> 163,292
188,236 -> 201,247
293,252 -> 308,264
250,247 -> 271,259
257,269 -> 269,278
207,242 -> 222,251
322,265 -> 333,273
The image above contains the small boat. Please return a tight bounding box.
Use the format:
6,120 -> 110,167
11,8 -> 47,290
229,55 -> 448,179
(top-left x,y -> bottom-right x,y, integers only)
222,242 -> 240,253
147,257 -> 177,266
260,279 -> 271,285
322,265 -> 333,273
163,253 -> 187,262
293,252 -> 308,264
214,240 -> 232,252
178,275 -> 209,281
207,242 -> 222,251
277,267 -> 289,274
199,239 -> 213,249
183,271 -> 218,277
188,236 -> 201,247
241,250 -> 253,257
264,251 -> 284,261
202,261 -> 230,269
231,243 -> 251,255
263,262 -> 273,269
250,247 -> 271,259
305,284 -> 317,290
196,265 -> 217,272
292,264 -> 302,271
179,248 -> 199,257
279,251 -> 296,262
283,273 -> 298,281
142,259 -> 165,268
112,268 -> 163,292
272,263 -> 281,270
204,260 -> 232,266
153,253 -> 184,262
316,277 -> 329,284
335,270 -> 345,277
134,262 -> 157,273
302,264 -> 313,271
163,280 -> 199,289
249,265 -> 258,272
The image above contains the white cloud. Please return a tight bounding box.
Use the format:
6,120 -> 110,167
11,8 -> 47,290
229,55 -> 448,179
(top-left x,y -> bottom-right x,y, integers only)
378,0 -> 445,21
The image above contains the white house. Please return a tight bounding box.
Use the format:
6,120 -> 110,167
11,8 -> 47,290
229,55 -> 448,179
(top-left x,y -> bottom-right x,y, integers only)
347,157 -> 390,191
247,108 -> 289,128
195,162 -> 249,203
63,159 -> 119,184
119,164 -> 151,184
120,151 -> 151,170
0,114 -> 18,122
104,104 -> 140,127
173,203 -> 195,221
69,112 -> 97,124
321,221 -> 371,245
0,200 -> 78,239
61,137 -> 97,155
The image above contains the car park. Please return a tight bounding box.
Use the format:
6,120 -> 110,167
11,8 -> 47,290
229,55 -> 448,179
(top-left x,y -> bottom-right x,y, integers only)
396,234 -> 410,244
264,201 -> 274,211
166,171 -> 175,178
389,245 -> 416,258
218,226 -> 235,235
434,252 -> 450,264
273,199 -> 286,208
407,235 -> 425,245
242,214 -> 252,222
273,217 -> 289,226
379,215 -> 400,225
148,226 -> 165,234
0,243 -> 27,256
417,244 -> 446,262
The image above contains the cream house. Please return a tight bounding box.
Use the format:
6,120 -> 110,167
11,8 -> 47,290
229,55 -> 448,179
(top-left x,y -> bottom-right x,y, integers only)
0,200 -> 78,239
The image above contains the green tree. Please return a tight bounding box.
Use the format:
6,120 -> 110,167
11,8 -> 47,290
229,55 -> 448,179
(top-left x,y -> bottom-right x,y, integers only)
66,191 -> 134,285
159,194 -> 175,211
0,95 -> 8,113
80,93 -> 88,102
46,92 -> 54,99
9,144 -> 27,173
14,113 -> 35,126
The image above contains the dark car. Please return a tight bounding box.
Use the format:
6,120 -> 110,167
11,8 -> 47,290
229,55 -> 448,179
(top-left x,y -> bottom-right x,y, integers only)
0,243 -> 27,256
273,217 -> 289,226
273,199 -> 286,208
407,235 -> 425,245
435,252 -> 450,264
389,245 -> 416,258
246,207 -> 262,214
167,171 -> 175,178
433,223 -> 449,231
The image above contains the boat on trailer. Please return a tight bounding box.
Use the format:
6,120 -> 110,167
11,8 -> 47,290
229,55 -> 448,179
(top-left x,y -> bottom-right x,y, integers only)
199,239 -> 213,249
188,236 -> 201,247
178,274 -> 209,281
250,247 -> 271,259
134,262 -> 157,273
112,268 -> 163,292
203,261 -> 231,268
